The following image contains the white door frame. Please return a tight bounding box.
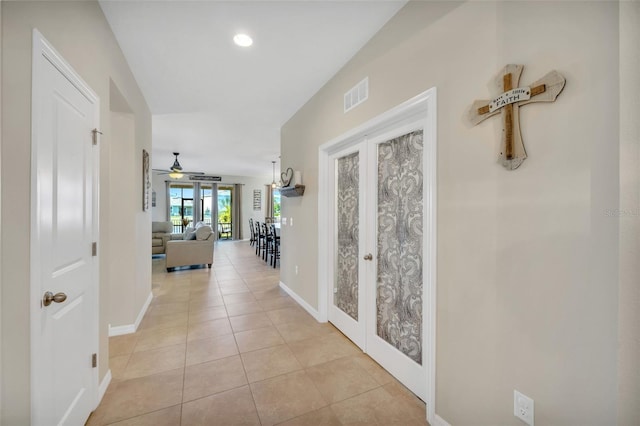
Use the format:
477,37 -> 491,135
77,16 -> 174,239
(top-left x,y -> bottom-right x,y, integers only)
317,88 -> 437,423
30,29 -> 100,422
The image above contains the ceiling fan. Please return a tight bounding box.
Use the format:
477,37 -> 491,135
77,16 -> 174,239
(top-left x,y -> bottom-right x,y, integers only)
153,152 -> 204,178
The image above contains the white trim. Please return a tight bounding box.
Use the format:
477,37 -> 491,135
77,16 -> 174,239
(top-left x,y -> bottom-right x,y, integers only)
108,324 -> 136,337
135,292 -> 154,329
318,90 -> 435,153
316,150 -> 329,323
279,281 -> 322,322
108,292 -> 153,336
97,370 -> 112,408
424,89 -> 438,424
433,414 -> 452,426
33,30 -> 98,105
30,29 -> 100,424
0,1 -> 3,418
317,88 -> 437,424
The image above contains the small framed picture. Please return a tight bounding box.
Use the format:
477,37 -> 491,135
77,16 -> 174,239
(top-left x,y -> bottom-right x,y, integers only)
253,189 -> 262,211
142,149 -> 150,211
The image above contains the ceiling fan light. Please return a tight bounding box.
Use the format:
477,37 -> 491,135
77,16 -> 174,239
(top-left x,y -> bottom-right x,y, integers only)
169,171 -> 184,179
171,152 -> 183,171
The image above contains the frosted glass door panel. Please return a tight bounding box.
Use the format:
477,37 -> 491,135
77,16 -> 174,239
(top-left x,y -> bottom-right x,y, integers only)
335,152 -> 360,320
376,130 -> 424,364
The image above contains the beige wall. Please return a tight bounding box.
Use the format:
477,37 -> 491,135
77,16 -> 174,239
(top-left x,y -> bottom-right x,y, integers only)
282,1 -> 628,424
618,1 -> 640,423
1,1 -> 152,423
108,112 -> 138,328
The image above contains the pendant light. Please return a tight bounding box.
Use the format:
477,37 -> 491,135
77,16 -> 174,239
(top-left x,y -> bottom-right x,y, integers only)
271,161 -> 277,188
169,152 -> 184,178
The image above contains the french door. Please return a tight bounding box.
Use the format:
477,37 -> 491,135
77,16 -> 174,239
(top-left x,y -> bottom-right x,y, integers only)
328,124 -> 429,401
328,144 -> 367,348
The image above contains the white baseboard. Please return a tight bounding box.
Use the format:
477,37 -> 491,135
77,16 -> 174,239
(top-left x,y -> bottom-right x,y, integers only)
135,292 -> 153,329
108,323 -> 135,336
97,369 -> 112,407
108,292 -> 153,336
279,281 -> 321,322
433,414 -> 452,426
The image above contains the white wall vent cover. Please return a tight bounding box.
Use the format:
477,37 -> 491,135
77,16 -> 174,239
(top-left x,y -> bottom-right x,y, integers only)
344,77 -> 369,113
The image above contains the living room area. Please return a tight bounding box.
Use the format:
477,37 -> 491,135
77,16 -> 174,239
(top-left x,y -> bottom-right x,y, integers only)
150,169 -> 282,272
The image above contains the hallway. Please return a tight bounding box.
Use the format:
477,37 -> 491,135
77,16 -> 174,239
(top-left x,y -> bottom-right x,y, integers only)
88,241 -> 427,425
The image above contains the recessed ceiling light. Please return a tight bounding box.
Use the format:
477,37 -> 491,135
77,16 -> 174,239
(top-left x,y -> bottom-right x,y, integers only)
233,33 -> 253,47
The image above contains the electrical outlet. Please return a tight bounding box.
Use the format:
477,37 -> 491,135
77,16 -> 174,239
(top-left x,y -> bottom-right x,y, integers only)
514,390 -> 534,426
282,217 -> 287,225
295,265 -> 299,275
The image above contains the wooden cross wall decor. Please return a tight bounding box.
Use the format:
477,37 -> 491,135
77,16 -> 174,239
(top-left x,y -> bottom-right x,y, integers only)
468,64 -> 566,170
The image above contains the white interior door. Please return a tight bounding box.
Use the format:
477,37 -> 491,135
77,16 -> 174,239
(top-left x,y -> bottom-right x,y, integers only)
327,121 -> 432,402
321,89 -> 436,420
31,30 -> 99,425
364,127 -> 427,401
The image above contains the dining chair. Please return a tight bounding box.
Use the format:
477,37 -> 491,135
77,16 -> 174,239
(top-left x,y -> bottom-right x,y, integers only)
270,224 -> 280,268
248,218 -> 256,247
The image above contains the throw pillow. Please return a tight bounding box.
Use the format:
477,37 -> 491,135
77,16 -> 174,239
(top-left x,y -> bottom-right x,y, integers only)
195,225 -> 212,241
183,227 -> 196,240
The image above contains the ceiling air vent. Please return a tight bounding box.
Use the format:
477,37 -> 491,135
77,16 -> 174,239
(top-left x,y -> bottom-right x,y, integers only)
344,77 -> 368,113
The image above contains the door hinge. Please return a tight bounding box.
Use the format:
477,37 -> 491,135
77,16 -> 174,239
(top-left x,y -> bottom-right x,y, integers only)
92,129 -> 103,145
92,353 -> 97,368
92,242 -> 97,257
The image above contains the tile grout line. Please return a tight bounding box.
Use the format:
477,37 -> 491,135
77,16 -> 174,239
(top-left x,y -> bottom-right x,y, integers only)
178,271 -> 194,425
228,248 -> 266,425
101,243 -> 284,425
232,243 -> 272,425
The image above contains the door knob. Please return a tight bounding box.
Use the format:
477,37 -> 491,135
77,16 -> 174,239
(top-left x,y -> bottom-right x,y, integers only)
43,291 -> 67,307
363,253 -> 373,261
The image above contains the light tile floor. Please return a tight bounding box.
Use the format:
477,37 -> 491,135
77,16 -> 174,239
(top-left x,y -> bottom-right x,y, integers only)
88,241 -> 428,426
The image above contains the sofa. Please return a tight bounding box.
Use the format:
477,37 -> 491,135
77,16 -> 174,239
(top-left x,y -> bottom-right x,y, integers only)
152,221 -> 176,254
165,224 -> 215,271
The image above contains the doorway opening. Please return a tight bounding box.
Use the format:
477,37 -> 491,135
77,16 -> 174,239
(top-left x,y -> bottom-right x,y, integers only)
217,186 -> 233,239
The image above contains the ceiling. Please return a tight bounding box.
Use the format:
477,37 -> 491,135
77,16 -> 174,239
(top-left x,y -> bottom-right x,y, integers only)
100,1 -> 406,178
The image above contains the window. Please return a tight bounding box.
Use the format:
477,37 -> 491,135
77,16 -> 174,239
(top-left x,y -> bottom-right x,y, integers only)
169,184 -> 194,232
201,185 -> 213,226
273,189 -> 281,219
216,187 -> 233,240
